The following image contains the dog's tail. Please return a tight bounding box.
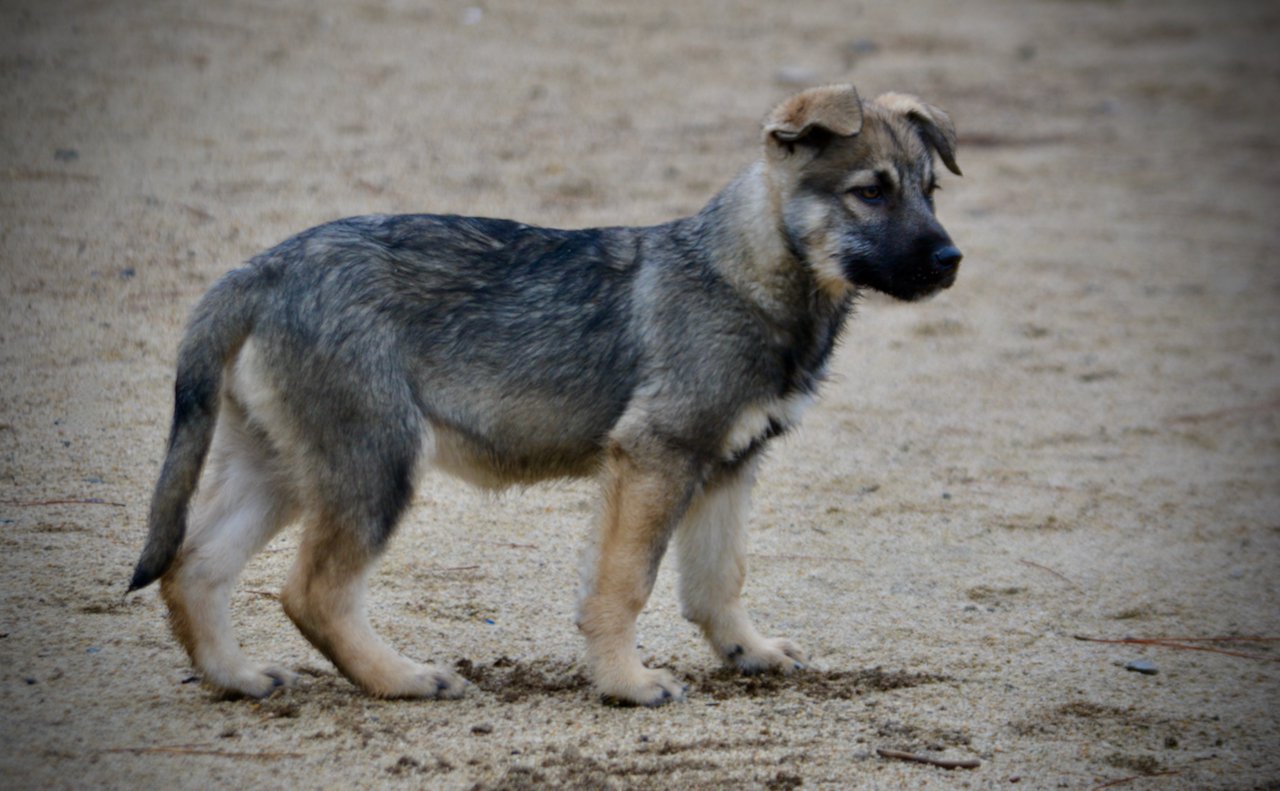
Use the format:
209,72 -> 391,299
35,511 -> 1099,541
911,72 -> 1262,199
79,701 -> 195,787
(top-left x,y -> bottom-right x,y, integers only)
127,267 -> 264,592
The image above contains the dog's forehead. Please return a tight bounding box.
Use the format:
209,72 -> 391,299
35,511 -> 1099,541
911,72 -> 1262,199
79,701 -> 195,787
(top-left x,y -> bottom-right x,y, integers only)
817,110 -> 934,185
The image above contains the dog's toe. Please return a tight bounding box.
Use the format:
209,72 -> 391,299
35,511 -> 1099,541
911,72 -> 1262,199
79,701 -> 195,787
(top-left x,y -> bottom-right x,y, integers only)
729,637 -> 807,675
210,663 -> 298,699
600,667 -> 687,707
394,664 -> 467,700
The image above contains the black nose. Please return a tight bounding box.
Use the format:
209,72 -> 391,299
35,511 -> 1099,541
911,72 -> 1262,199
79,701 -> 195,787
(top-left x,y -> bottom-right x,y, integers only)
933,245 -> 963,269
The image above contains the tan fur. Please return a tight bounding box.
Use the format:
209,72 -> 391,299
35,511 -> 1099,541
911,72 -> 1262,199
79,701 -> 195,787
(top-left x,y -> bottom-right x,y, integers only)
764,84 -> 864,142
280,516 -> 464,699
872,92 -> 962,176
577,445 -> 692,703
792,197 -> 860,300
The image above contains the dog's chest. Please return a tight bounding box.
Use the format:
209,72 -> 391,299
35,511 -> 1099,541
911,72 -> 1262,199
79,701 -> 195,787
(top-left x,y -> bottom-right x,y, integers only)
720,391 -> 814,462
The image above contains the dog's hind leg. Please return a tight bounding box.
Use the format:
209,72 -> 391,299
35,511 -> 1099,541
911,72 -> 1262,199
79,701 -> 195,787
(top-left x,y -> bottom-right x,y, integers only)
281,519 -> 466,699
577,445 -> 694,706
160,396 -> 300,698
675,460 -> 806,674
279,428 -> 465,700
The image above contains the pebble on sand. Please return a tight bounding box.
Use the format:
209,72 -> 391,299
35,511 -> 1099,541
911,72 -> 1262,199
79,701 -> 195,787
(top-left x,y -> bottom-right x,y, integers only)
1125,659 -> 1159,675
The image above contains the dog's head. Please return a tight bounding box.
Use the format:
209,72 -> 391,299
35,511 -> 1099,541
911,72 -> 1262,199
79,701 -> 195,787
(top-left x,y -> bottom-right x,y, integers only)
763,84 -> 962,301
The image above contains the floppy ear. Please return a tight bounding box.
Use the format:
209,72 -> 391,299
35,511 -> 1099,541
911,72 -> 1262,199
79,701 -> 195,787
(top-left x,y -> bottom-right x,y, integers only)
874,92 -> 962,176
764,84 -> 864,153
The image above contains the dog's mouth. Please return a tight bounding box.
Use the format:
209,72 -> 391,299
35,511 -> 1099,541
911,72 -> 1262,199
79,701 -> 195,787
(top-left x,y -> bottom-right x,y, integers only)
869,265 -> 959,302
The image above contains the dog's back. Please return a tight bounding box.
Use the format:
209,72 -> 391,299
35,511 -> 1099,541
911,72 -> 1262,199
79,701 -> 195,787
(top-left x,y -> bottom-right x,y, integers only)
241,214 -> 650,483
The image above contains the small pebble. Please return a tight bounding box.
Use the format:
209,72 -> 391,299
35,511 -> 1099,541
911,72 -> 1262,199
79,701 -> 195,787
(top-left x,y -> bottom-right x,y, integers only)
840,38 -> 879,65
1125,659 -> 1158,675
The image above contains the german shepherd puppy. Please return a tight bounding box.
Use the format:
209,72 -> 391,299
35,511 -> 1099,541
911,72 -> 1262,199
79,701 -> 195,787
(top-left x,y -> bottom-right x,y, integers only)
129,85 -> 962,706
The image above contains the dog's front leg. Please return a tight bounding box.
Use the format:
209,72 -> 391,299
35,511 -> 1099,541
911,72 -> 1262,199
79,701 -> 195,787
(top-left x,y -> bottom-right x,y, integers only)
676,460 -> 807,674
577,445 -> 693,706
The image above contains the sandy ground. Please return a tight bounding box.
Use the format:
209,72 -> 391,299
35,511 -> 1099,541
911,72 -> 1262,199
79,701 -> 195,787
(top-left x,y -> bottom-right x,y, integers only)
2,0 -> 1279,788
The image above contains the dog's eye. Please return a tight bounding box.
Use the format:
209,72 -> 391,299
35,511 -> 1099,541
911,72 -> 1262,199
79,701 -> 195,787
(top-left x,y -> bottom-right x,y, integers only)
850,186 -> 884,204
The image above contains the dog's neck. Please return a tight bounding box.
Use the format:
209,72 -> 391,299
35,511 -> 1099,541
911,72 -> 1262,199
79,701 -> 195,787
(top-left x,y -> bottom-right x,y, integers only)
693,161 -> 856,319
688,161 -> 854,394
689,161 -> 805,321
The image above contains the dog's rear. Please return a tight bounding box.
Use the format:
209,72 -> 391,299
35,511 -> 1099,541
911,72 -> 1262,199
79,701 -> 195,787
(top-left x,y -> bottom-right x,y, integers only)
130,84 -> 963,706
130,267 -> 264,593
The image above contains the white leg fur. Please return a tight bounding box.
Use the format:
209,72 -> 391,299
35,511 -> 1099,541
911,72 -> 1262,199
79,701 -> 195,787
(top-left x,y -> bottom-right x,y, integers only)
676,462 -> 806,674
161,398 -> 300,697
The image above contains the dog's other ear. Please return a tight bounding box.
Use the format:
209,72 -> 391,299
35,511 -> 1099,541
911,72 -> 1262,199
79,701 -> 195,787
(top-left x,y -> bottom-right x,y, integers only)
874,92 -> 961,176
764,84 -> 864,155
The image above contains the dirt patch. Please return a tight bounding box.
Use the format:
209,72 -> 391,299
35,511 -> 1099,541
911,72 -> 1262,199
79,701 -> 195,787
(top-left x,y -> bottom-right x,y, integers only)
453,656 -> 945,705
1011,700 -> 1194,782
693,665 -> 948,701
455,656 -> 592,703
874,719 -> 973,752
1013,700 -> 1156,739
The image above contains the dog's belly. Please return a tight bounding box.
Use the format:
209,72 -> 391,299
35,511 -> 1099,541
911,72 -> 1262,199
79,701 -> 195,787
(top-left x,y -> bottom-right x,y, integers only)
424,419 -> 605,488
417,379 -> 626,487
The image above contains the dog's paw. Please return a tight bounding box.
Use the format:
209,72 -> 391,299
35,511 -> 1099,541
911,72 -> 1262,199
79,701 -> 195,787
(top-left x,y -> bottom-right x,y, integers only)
598,666 -> 688,707
211,663 -> 298,699
725,637 -> 807,675
376,662 -> 468,700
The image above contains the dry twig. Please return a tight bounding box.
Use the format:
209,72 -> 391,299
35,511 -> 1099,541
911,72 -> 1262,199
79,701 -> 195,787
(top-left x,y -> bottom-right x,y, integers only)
102,745 -> 302,760
1019,558 -> 1079,588
1090,770 -> 1182,790
2,497 -> 126,507
875,748 -> 980,770
1166,396 -> 1280,425
1073,635 -> 1275,661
